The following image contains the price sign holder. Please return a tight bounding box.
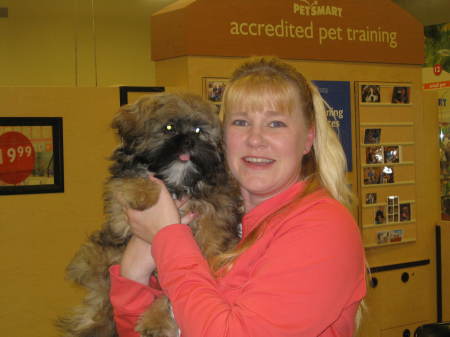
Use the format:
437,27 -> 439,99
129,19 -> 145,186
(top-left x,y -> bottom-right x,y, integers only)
0,117 -> 63,195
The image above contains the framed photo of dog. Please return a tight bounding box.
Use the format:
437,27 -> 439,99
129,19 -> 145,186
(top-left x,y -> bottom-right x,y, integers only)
202,77 -> 229,116
359,83 -> 411,105
0,117 -> 64,195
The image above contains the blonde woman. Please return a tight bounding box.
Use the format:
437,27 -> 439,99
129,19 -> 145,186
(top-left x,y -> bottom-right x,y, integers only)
110,57 -> 366,337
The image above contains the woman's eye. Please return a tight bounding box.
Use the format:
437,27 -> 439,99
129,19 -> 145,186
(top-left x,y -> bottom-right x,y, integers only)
231,119 -> 248,126
163,123 -> 176,134
269,121 -> 287,128
193,126 -> 202,134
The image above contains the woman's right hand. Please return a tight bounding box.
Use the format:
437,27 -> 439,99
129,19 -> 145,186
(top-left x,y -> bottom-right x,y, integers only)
120,235 -> 156,285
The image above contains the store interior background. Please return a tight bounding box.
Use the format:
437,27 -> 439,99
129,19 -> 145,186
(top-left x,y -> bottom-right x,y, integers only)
1,1 -> 450,337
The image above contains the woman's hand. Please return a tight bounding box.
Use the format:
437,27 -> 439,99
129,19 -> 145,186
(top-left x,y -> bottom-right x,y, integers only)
121,177 -> 198,284
120,236 -> 155,285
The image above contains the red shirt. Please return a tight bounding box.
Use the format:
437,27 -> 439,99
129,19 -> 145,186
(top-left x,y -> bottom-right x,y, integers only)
110,181 -> 366,337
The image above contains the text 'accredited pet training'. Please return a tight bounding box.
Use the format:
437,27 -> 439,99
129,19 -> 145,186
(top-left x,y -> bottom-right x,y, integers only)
229,20 -> 399,48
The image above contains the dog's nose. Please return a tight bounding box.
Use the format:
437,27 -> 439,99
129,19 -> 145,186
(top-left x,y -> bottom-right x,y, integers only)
183,135 -> 194,147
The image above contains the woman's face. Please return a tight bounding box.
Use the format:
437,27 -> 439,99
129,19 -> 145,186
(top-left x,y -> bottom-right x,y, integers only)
224,94 -> 315,210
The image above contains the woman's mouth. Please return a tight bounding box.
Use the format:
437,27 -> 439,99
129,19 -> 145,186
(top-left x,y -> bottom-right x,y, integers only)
242,156 -> 274,167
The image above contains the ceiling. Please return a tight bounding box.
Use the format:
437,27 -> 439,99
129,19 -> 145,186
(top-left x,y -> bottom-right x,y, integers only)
392,0 -> 450,26
149,0 -> 450,26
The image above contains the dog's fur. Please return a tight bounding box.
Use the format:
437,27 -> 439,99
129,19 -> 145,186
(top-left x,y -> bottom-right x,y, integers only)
56,93 -> 241,337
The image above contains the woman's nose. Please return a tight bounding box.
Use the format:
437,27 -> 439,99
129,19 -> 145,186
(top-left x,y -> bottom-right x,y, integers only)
246,125 -> 266,147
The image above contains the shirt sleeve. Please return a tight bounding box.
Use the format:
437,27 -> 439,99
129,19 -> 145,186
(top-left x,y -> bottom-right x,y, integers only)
109,265 -> 163,337
151,203 -> 366,337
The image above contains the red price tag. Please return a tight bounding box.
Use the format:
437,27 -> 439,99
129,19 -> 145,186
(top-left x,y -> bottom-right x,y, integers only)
0,131 -> 36,184
434,64 -> 442,76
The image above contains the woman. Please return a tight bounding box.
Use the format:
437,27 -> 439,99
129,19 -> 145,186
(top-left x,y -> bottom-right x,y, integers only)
110,57 -> 366,337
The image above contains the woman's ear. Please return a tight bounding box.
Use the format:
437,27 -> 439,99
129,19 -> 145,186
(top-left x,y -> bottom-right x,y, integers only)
303,125 -> 315,154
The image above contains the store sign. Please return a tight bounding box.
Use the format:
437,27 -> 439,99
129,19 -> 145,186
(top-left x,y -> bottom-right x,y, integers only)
293,2 -> 343,17
312,80 -> 352,171
151,0 -> 423,64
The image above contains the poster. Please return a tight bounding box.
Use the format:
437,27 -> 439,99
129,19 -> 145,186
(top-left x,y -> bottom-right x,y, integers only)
423,23 -> 450,90
312,80 -> 352,170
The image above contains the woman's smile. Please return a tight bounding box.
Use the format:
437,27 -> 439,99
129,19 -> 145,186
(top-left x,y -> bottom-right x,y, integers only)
242,156 -> 275,167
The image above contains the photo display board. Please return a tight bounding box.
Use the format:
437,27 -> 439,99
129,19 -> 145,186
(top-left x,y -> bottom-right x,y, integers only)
356,82 -> 416,248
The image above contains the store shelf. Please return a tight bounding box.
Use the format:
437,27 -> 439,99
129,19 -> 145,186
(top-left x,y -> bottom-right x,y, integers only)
362,181 -> 416,188
363,220 -> 415,229
360,103 -> 413,107
364,238 -> 416,249
360,141 -> 415,147
361,161 -> 415,168
360,122 -> 414,127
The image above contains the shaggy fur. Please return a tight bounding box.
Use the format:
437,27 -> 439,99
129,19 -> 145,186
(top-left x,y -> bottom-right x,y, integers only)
56,93 -> 241,337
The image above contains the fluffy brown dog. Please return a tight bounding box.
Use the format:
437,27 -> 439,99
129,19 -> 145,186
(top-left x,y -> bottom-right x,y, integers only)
57,93 -> 241,337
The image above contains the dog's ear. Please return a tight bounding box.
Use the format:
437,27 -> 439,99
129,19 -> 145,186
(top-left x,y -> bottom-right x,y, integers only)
111,104 -> 138,140
111,95 -> 163,141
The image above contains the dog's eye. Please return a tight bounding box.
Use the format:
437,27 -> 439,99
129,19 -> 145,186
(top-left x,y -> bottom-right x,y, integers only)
193,127 -> 202,134
164,123 -> 176,134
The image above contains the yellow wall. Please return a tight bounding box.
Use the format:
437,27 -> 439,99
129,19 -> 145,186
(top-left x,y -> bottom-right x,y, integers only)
0,0 -> 166,86
0,88 -> 119,337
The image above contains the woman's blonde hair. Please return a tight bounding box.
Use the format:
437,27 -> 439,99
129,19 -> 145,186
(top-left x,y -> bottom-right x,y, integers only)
211,56 -> 354,273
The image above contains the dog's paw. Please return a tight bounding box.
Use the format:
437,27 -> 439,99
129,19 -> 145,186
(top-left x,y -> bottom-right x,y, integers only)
139,326 -> 179,337
137,297 -> 179,337
109,177 -> 161,210
138,319 -> 179,337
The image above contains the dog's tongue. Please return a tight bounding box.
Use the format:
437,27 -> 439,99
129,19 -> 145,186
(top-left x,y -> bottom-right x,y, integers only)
179,153 -> 190,162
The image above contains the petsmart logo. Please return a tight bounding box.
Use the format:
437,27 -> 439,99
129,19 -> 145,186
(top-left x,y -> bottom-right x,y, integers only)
293,0 -> 343,17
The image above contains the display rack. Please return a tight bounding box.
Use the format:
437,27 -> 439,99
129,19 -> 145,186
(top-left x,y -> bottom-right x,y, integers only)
356,82 -> 416,248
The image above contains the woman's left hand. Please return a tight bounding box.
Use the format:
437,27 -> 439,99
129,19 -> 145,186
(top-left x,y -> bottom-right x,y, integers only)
126,176 -> 197,243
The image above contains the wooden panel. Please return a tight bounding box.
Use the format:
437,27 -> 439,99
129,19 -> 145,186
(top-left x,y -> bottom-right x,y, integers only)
366,265 -> 435,329
381,322 -> 431,337
440,222 -> 450,321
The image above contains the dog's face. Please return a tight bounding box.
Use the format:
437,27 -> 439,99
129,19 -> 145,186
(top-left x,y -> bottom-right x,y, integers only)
111,93 -> 226,198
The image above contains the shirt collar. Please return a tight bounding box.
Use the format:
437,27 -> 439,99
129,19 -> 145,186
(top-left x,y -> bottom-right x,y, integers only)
241,180 -> 308,238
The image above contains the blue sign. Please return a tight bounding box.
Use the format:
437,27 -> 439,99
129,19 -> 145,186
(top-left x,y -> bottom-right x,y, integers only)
312,80 -> 352,171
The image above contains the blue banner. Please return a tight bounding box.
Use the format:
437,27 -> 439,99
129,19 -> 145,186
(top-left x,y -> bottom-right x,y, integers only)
312,81 -> 352,171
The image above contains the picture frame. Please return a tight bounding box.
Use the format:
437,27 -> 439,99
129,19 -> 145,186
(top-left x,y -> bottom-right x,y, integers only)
364,128 -> 381,144
391,86 -> 410,104
203,78 -> 228,104
376,229 -> 404,244
387,195 -> 399,223
365,192 -> 377,204
400,203 -> 411,221
377,230 -> 389,244
361,85 -> 381,103
119,86 -> 165,106
380,166 -> 395,184
384,145 -> 400,163
364,167 -> 381,184
366,146 -> 384,164
0,117 -> 64,195
389,229 -> 404,242
374,206 -> 386,224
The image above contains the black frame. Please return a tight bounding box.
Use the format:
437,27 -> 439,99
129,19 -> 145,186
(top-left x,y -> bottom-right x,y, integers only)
119,86 -> 165,106
0,117 -> 64,195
